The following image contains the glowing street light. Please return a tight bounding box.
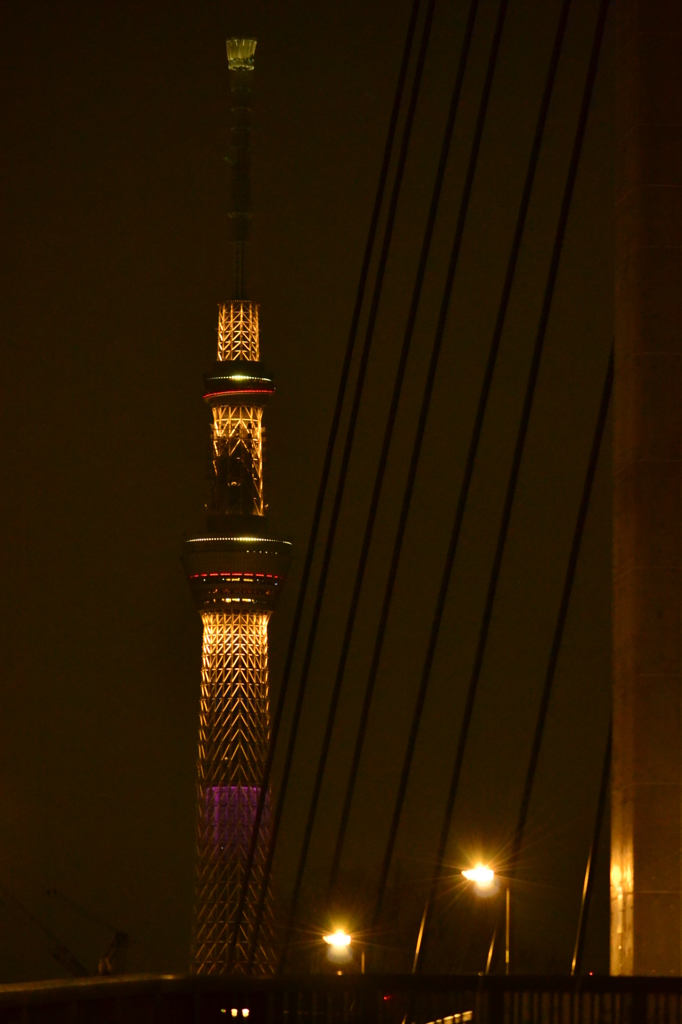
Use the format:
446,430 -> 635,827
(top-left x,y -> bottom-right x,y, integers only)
322,928 -> 354,972
462,864 -> 511,975
462,864 -> 495,889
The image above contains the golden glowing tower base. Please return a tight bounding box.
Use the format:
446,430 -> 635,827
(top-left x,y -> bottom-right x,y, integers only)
193,613 -> 275,974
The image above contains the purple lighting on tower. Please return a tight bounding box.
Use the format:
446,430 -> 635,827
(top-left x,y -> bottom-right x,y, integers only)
205,786 -> 272,860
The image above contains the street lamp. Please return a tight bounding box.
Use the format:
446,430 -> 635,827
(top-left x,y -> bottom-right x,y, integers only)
323,930 -> 352,948
323,929 -> 353,968
462,864 -> 510,975
462,864 -> 495,889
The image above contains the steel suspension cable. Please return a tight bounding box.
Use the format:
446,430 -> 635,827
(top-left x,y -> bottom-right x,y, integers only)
486,345 -> 612,972
370,0 -> 574,931
572,721 -> 611,976
225,0 -> 424,968
246,0 -> 438,969
275,0 -> 481,972
413,0 -> 611,972
326,0 -> 513,908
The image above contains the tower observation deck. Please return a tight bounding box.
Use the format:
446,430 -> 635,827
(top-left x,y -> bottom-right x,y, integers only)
182,37 -> 291,975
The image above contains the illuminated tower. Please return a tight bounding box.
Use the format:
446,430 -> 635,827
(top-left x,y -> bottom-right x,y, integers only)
182,37 -> 290,975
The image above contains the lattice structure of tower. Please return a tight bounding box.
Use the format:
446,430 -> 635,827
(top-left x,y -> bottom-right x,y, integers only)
210,405 -> 264,518
218,301 -> 260,362
182,37 -> 291,976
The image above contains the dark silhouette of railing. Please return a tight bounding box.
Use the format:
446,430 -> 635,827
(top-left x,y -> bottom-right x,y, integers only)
2,974 -> 682,1024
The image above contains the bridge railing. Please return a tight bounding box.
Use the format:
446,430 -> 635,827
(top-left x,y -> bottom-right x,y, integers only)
1,974 -> 682,1024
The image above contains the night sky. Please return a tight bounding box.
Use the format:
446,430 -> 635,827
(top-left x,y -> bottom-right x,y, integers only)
0,0 -> 612,980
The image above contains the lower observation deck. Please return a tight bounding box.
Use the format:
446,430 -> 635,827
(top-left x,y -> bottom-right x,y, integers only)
182,528 -> 291,613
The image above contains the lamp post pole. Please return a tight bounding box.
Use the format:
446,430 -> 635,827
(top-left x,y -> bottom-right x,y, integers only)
505,883 -> 510,976
463,865 -> 510,973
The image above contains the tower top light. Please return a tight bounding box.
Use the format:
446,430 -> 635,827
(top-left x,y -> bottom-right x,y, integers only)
227,38 -> 257,71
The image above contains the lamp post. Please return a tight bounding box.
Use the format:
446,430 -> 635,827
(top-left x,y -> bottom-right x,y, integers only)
462,864 -> 510,975
504,884 -> 510,976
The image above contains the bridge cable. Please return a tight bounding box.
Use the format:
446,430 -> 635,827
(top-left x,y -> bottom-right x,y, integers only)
326,0 -> 513,909
275,0 -> 481,973
371,0 -> 575,931
412,0 -> 611,972
572,720 -> 611,976
245,0 -> 438,969
486,344 -> 612,972
225,0 -> 424,968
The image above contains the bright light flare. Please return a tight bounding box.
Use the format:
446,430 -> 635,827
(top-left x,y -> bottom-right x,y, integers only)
323,930 -> 351,948
462,864 -> 495,889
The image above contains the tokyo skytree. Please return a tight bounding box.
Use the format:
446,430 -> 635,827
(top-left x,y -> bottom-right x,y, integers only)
183,36 -> 290,975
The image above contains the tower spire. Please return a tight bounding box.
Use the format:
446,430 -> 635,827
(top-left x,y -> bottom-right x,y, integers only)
226,38 -> 256,299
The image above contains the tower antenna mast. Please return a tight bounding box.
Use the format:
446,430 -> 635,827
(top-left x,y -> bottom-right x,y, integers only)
226,38 -> 256,299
